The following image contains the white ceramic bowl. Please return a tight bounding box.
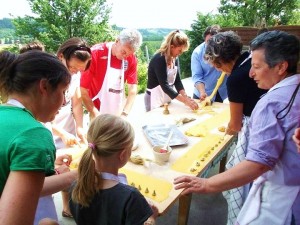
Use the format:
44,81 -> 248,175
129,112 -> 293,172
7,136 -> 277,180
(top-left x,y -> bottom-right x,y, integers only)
152,145 -> 172,163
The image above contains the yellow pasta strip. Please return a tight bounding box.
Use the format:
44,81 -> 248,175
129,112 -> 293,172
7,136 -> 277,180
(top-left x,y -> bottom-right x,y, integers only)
171,134 -> 225,174
120,168 -> 173,203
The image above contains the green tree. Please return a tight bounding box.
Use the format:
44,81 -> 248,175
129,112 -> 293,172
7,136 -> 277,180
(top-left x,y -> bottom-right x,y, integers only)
288,0 -> 300,25
219,0 -> 299,27
13,0 -> 115,52
136,50 -> 148,94
141,40 -> 162,63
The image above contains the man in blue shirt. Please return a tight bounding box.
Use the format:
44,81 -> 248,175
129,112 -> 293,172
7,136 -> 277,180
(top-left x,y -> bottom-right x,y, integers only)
191,25 -> 228,102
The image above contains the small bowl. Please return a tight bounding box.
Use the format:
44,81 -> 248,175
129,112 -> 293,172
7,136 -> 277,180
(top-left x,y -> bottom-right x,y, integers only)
152,145 -> 172,163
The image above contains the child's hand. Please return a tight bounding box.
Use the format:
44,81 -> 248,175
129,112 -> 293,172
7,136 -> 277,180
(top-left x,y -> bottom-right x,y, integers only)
55,154 -> 72,166
55,164 -> 70,174
62,132 -> 80,146
144,202 -> 158,225
147,200 -> 159,219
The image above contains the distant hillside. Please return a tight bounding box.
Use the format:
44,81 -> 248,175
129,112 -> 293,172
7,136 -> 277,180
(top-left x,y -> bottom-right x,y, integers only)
138,28 -> 174,41
113,26 -> 174,41
0,18 -> 14,29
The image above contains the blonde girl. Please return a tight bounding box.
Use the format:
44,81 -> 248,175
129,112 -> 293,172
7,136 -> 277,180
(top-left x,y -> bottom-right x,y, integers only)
70,114 -> 158,225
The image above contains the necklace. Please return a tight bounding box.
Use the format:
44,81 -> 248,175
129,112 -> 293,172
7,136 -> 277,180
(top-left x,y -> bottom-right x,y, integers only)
100,172 -> 128,185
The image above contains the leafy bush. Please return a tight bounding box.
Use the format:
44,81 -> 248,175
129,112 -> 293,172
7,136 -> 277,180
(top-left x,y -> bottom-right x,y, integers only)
137,61 -> 148,94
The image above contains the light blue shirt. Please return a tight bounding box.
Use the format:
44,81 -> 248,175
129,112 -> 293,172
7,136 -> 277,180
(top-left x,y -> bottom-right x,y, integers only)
246,74 -> 300,222
246,74 -> 300,183
191,42 -> 228,100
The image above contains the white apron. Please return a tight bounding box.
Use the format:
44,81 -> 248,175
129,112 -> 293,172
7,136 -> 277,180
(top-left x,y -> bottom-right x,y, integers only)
147,61 -> 177,110
236,161 -> 300,225
92,42 -> 125,116
53,72 -> 80,148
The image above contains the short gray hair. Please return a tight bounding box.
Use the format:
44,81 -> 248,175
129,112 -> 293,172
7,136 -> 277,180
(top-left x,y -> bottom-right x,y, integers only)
118,28 -> 143,52
250,30 -> 299,74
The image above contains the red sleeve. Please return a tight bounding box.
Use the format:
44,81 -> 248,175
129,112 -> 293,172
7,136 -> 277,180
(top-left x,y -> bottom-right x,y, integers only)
124,54 -> 138,84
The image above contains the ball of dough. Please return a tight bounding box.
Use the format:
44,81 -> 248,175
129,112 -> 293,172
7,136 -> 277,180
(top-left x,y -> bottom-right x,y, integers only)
218,126 -> 226,132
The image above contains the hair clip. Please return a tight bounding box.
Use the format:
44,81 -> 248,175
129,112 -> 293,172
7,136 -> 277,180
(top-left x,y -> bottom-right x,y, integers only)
88,143 -> 95,150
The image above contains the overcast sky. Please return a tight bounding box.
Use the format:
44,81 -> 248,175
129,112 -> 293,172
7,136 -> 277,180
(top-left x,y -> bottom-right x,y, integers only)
0,0 -> 220,29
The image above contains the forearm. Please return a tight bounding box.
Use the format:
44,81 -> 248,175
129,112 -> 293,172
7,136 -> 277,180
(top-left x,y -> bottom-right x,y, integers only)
175,93 -> 198,110
195,82 -> 206,96
41,170 -> 77,196
227,102 -> 244,134
178,89 -> 187,97
175,93 -> 187,104
73,101 -> 87,143
227,121 -> 242,135
123,84 -> 137,115
51,123 -> 67,138
206,160 -> 269,193
72,100 -> 84,129
80,87 -> 99,118
0,172 -> 45,225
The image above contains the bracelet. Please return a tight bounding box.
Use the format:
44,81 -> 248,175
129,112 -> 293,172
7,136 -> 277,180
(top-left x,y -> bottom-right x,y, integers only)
55,169 -> 60,175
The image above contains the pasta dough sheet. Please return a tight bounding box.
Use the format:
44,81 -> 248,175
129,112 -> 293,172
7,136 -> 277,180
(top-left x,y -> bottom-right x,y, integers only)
171,134 -> 227,174
185,108 -> 230,137
120,168 -> 172,203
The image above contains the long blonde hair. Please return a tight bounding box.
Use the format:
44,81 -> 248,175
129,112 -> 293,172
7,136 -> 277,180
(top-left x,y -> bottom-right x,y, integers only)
71,114 -> 134,207
157,30 -> 190,66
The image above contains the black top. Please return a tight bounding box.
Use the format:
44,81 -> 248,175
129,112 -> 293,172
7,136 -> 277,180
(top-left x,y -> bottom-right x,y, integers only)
69,182 -> 153,225
147,53 -> 185,99
226,51 -> 267,117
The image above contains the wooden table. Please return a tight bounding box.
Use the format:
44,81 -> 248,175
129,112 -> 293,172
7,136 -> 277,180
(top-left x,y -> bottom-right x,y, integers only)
58,100 -> 234,225
124,100 -> 234,225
